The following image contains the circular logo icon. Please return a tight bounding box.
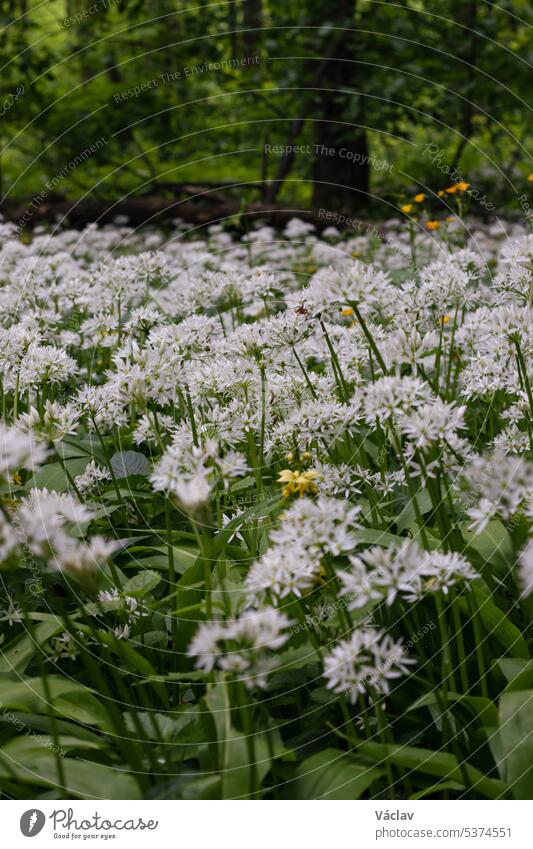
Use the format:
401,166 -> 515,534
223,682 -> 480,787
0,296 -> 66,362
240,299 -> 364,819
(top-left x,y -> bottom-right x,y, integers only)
20,810 -> 46,837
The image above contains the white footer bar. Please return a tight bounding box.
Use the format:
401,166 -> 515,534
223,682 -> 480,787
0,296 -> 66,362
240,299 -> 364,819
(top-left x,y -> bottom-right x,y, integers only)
3,800 -> 530,848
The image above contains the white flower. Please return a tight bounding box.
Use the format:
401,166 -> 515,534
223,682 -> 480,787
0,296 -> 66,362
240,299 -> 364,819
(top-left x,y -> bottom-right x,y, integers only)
363,376 -> 434,424
323,628 -> 414,702
18,343 -> 77,391
19,400 -> 80,441
0,423 -> 48,479
0,600 -> 23,626
338,540 -> 477,608
271,496 -> 361,557
245,543 -> 319,603
400,399 -> 466,449
188,607 -> 293,689
75,460 -> 111,494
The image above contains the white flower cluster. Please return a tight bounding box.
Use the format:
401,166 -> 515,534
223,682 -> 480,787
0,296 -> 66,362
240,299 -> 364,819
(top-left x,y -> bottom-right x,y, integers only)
323,628 -> 415,702
338,540 -> 478,609
0,213 -> 531,709
188,607 -> 293,689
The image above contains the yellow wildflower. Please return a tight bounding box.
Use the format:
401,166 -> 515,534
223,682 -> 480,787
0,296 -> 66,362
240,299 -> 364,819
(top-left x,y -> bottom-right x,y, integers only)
277,469 -> 319,498
426,220 -> 440,231
401,203 -> 413,214
341,307 -> 354,316
413,193 -> 425,203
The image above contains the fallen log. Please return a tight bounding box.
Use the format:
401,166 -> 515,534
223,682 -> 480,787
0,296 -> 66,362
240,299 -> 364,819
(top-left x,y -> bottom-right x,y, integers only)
0,192 -> 337,233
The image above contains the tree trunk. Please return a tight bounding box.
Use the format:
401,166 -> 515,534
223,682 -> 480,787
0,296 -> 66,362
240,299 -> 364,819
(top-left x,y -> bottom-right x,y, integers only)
312,120 -> 369,212
242,0 -> 262,56
310,0 -> 369,212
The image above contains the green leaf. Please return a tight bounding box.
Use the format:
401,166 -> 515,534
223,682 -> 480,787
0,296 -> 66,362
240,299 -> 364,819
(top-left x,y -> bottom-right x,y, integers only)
173,558 -> 206,656
359,742 -> 507,799
461,519 -> 514,573
494,690 -> 533,799
293,749 -> 382,799
204,682 -> 272,799
0,675 -> 93,713
499,658 -> 533,693
458,582 -> 528,658
24,458 -> 89,493
396,490 -> 433,533
122,544 -> 199,574
0,746 -> 140,799
53,692 -> 113,729
0,621 -> 64,674
0,676 -> 113,731
110,450 -> 150,478
3,712 -> 106,746
123,569 -> 161,597
408,691 -> 498,729
74,626 -> 168,707
213,495 -> 283,554
410,780 -> 463,800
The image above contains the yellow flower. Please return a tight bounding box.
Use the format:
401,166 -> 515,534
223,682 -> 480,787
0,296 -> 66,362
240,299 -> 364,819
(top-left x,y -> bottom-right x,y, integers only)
401,203 -> 413,214
455,181 -> 470,192
315,563 -> 328,586
445,185 -> 458,194
425,220 -> 440,231
527,173 -> 533,181
413,193 -> 425,203
340,307 -> 354,316
440,314 -> 451,324
437,189 -> 445,197
277,469 -> 319,498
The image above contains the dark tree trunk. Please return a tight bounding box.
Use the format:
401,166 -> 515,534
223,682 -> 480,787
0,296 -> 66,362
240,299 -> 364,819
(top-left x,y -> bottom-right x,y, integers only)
242,0 -> 262,56
312,119 -> 369,212
450,0 -> 478,171
310,0 -> 369,212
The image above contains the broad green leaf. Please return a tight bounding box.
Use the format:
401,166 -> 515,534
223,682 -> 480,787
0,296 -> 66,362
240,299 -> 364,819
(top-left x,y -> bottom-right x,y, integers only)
458,582 -> 528,659
110,450 -> 150,478
494,690 -> 533,799
122,544 -> 199,574
204,682 -> 272,799
0,675 -> 93,713
123,569 -> 161,597
24,458 -> 89,494
410,780 -> 463,800
499,658 -> 533,693
461,519 -> 514,573
4,712 -> 105,746
294,748 -> 382,799
0,621 -> 64,674
396,490 -> 433,533
359,742 -> 507,799
408,691 -> 498,729
0,747 -> 140,799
